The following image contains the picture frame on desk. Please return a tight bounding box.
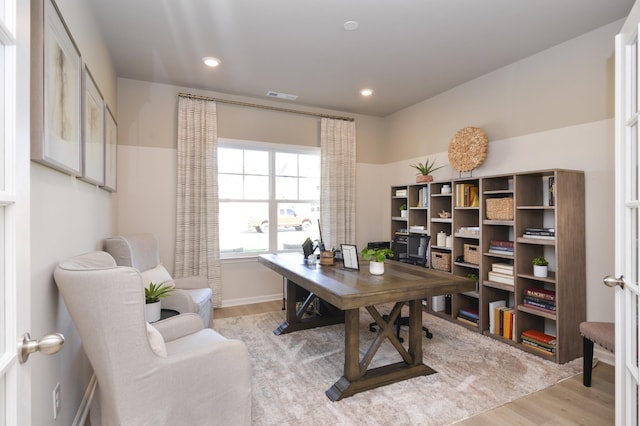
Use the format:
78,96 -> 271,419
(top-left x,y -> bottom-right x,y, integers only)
341,244 -> 359,271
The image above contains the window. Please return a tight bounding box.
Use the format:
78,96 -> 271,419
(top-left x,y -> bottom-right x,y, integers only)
218,139 -> 320,258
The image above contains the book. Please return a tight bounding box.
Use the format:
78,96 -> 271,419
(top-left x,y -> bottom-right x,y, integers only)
492,263 -> 514,274
524,287 -> 556,301
524,298 -> 556,310
523,295 -> 556,306
490,240 -> 514,248
488,271 -> 514,285
457,316 -> 478,327
522,340 -> 555,355
523,301 -> 556,314
488,249 -> 514,256
458,308 -> 479,321
521,336 -> 556,350
488,300 -> 506,334
502,308 -> 514,339
522,234 -> 555,240
521,329 -> 556,345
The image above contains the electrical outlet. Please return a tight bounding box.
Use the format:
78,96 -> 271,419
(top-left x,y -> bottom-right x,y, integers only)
53,382 -> 60,420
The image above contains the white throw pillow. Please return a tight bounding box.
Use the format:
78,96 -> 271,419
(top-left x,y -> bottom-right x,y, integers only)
141,263 -> 174,288
146,323 -> 167,357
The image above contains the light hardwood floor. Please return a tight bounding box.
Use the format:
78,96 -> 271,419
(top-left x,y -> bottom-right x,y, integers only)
214,301 -> 615,425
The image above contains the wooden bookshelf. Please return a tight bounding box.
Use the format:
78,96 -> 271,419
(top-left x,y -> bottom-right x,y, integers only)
391,169 -> 585,363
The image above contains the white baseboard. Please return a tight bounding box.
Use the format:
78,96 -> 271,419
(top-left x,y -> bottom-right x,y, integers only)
221,293 -> 281,308
594,346 -> 615,366
72,373 -> 97,426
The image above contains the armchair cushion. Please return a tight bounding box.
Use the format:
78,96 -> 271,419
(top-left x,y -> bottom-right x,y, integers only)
140,263 -> 173,287
145,323 -> 167,357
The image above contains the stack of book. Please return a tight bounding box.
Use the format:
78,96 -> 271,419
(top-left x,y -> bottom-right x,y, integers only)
522,227 -> 555,240
456,226 -> 480,237
457,307 -> 478,326
416,186 -> 429,208
523,287 -> 556,314
521,329 -> 556,355
395,189 -> 407,197
488,300 -> 506,334
487,263 -> 514,286
488,240 -> 514,256
455,184 -> 479,207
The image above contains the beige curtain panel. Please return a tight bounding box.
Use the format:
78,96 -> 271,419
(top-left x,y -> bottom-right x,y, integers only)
320,118 -> 357,250
175,96 -> 222,308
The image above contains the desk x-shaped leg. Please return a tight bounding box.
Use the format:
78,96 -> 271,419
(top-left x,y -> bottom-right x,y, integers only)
325,299 -> 435,401
274,278 -> 344,335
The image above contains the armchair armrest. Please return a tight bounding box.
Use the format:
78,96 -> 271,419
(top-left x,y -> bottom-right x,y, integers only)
173,275 -> 208,290
160,289 -> 196,313
152,313 -> 203,341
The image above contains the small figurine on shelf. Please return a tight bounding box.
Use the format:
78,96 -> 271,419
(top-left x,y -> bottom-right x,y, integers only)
438,210 -> 451,218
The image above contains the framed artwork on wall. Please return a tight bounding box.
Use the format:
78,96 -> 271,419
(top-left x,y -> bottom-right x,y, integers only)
102,105 -> 117,192
80,66 -> 104,185
31,0 -> 82,176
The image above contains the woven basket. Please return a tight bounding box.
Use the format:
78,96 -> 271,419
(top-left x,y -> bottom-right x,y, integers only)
431,252 -> 451,272
463,244 -> 480,265
486,198 -> 514,220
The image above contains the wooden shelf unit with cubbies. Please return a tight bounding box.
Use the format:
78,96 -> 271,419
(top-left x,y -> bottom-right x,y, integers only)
390,169 -> 585,363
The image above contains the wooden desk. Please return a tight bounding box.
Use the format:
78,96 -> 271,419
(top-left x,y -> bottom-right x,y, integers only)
258,253 -> 474,401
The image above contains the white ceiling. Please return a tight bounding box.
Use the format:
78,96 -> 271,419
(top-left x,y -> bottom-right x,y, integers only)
86,0 -> 634,117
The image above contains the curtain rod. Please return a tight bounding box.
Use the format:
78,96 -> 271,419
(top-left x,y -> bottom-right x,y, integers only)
178,92 -> 355,122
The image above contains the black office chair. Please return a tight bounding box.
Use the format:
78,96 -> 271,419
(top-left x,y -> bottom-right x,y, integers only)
369,234 -> 433,341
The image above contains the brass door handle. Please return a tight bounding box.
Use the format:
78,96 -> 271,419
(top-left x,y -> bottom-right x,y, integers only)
18,332 -> 64,364
603,275 -> 625,289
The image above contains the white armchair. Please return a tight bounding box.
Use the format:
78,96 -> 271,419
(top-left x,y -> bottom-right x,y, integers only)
104,234 -> 213,326
53,251 -> 251,425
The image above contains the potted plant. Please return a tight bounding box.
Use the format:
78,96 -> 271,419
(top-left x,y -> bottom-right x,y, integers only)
400,203 -> 408,218
410,158 -> 445,183
361,247 -> 394,275
532,256 -> 549,278
467,273 -> 480,292
144,281 -> 175,322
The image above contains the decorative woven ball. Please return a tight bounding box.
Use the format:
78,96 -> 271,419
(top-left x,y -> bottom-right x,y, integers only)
448,127 -> 488,172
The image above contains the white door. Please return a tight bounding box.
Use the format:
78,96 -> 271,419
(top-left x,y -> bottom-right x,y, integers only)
613,2 -> 640,424
0,0 -> 29,424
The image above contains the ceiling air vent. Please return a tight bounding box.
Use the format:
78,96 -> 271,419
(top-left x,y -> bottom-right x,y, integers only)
266,91 -> 298,100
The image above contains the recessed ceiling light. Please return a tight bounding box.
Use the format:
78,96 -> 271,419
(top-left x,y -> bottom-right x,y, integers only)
344,20 -> 359,31
202,56 -> 221,67
360,89 -> 373,97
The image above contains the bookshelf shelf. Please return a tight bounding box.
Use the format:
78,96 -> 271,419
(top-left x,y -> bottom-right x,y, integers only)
484,280 -> 514,292
390,169 -> 584,364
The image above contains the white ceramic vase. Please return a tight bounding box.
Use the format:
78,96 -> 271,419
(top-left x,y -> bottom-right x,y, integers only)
145,301 -> 161,322
400,210 -> 408,218
369,261 -> 385,275
533,265 -> 548,278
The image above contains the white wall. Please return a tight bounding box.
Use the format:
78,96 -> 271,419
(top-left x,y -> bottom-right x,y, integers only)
29,0 -> 117,424
361,120 -> 614,323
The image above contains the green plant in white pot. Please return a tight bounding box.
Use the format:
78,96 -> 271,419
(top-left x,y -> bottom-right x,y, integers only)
400,203 -> 408,218
532,256 -> 549,278
144,282 -> 175,322
361,248 -> 394,275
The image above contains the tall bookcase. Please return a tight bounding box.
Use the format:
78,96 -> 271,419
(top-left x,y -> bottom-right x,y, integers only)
389,169 -> 585,363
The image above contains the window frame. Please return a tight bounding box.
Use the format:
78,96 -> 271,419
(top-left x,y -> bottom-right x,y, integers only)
218,138 -> 320,259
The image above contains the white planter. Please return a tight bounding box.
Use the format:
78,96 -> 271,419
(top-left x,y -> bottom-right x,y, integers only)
533,265 -> 548,278
400,210 -> 407,218
145,301 -> 161,322
369,261 -> 385,275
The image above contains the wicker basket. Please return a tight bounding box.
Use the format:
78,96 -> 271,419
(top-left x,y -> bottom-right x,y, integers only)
431,251 -> 451,272
486,198 -> 514,220
463,244 -> 480,265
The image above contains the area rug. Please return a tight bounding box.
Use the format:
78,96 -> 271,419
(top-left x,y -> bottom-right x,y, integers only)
213,310 -> 582,426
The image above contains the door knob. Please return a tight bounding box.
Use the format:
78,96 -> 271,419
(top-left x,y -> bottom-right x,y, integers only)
603,275 -> 625,289
18,332 -> 65,364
